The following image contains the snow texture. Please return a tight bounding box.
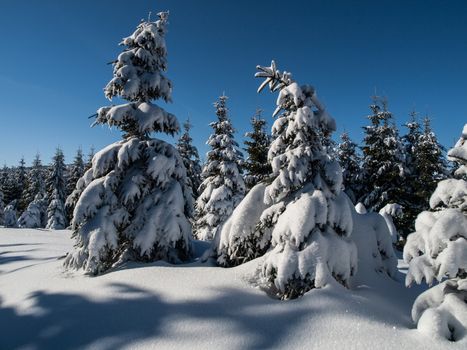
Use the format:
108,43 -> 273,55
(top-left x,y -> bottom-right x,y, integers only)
448,124 -> 467,179
378,203 -> 403,244
1,228 -> 458,350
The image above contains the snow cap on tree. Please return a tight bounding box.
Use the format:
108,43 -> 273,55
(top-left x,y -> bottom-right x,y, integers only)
65,11 -> 193,275
94,11 -> 179,139
194,94 -> 245,240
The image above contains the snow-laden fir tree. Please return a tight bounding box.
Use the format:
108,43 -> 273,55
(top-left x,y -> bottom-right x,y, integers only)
65,12 -> 193,275
13,157 -> 28,212
337,132 -> 361,203
398,115 -> 447,239
243,109 -> 272,190
176,119 -> 202,200
0,165 -> 14,205
194,95 -> 245,241
22,154 -> 47,213
66,148 -> 85,197
46,148 -> 67,229
65,148 -> 85,222
416,117 -> 447,199
397,112 -> 423,238
18,193 -> 48,228
360,97 -> 406,212
403,123 -> 467,341
214,61 -> 357,299
3,200 -> 18,228
0,190 -> 4,226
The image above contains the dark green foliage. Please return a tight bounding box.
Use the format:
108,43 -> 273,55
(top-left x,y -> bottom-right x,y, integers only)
243,109 -> 272,190
337,132 -> 362,203
176,119 -> 202,199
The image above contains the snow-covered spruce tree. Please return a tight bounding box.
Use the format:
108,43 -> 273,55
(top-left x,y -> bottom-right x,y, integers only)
64,12 -> 192,275
13,157 -> 28,213
417,117 -> 447,198
337,132 -> 362,203
194,95 -> 245,241
22,154 -> 47,213
214,61 -> 357,299
397,112 -> 423,239
0,165 -> 14,205
4,200 -> 18,228
18,193 -> 48,228
65,148 -> 85,222
46,148 -> 67,229
0,190 -> 4,226
243,109 -> 272,190
403,124 -> 467,341
176,119 -> 202,200
360,97 -> 406,212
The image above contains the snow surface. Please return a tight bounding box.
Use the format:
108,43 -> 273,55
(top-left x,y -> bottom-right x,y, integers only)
1,228 -> 463,349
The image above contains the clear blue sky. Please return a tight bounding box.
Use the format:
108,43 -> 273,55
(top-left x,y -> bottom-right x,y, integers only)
0,0 -> 466,166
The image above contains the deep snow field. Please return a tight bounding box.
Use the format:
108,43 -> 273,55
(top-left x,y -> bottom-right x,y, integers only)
0,228 -> 463,350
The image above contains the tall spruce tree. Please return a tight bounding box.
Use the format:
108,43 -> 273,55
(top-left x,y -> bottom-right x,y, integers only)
1,166 -> 16,206
398,115 -> 447,239
176,119 -> 202,200
64,12 -> 192,275
15,157 -> 28,212
46,148 -> 67,229
360,97 -> 406,212
23,154 -> 47,208
194,95 -> 245,240
243,109 -> 272,190
65,148 -> 86,222
214,61 -> 358,300
337,132 -> 362,203
414,117 -> 447,206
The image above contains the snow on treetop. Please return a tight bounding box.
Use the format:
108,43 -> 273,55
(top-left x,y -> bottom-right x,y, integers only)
96,11 -> 177,139
105,12 -> 172,103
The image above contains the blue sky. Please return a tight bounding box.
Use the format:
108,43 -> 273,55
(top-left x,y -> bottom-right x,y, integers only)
0,0 -> 466,166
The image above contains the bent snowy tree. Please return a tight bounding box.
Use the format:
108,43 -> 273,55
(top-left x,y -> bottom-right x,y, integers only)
65,12 -> 193,275
214,61 -> 357,299
403,124 -> 467,341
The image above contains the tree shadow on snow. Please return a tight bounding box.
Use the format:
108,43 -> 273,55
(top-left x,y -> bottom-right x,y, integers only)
0,283 -> 313,350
